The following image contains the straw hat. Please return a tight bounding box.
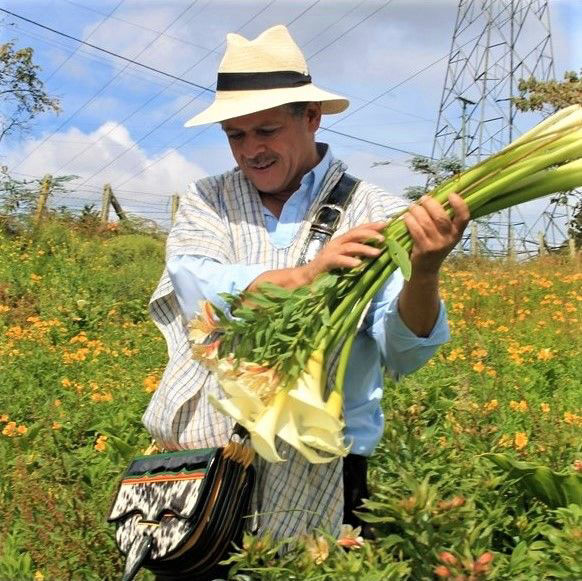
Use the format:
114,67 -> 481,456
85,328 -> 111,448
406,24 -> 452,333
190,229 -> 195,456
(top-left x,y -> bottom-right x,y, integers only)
184,24 -> 349,127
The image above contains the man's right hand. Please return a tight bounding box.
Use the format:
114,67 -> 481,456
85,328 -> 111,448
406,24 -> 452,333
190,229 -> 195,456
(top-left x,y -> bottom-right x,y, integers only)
303,222 -> 385,280
247,222 -> 386,293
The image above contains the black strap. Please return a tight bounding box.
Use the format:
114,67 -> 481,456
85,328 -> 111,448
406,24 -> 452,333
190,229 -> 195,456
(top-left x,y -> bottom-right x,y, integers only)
297,172 -> 360,266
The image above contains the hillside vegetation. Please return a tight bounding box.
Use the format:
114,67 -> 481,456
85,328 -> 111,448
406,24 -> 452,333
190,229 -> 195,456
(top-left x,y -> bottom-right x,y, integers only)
0,219 -> 580,580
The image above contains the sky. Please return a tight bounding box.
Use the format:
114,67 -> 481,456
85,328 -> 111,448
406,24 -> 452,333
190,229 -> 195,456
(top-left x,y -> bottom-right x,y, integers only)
0,0 -> 580,242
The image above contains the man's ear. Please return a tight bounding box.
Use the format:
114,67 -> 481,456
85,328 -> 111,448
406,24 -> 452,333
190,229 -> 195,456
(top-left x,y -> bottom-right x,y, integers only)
305,102 -> 322,133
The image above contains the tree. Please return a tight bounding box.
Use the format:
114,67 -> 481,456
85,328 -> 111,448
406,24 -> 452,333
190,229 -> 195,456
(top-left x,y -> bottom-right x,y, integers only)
512,69 -> 582,248
403,155 -> 462,201
0,41 -> 61,143
512,69 -> 582,114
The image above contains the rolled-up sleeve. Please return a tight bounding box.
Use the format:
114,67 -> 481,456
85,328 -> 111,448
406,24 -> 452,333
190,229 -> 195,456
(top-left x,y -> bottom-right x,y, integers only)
167,255 -> 269,321
365,269 -> 450,377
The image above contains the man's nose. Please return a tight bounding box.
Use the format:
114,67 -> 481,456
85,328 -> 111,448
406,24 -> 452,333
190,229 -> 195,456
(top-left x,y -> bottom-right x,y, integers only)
241,134 -> 267,159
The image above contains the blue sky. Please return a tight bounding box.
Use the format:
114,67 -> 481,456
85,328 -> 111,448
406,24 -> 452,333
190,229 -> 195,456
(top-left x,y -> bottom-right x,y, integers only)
1,0 -> 580,234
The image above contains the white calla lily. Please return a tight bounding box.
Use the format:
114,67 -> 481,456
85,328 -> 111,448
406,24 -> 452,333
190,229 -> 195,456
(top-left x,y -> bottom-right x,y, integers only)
208,394 -> 261,431
299,426 -> 350,457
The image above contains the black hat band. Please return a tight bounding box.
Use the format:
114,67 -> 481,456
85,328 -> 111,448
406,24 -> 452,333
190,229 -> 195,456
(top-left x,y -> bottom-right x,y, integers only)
216,70 -> 312,91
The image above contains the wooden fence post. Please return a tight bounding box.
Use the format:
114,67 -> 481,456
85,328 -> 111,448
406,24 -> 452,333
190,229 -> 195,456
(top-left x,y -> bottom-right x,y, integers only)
171,194 -> 180,225
568,235 -> 576,259
100,184 -> 112,224
109,188 -> 127,222
34,174 -> 52,226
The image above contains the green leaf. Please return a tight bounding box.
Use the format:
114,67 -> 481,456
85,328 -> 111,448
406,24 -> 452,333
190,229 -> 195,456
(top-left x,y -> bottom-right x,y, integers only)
484,453 -> 582,508
386,238 -> 412,280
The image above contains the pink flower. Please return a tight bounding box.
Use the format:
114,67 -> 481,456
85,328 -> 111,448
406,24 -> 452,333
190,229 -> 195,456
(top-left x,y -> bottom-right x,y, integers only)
188,300 -> 219,343
337,525 -> 365,549
438,551 -> 458,566
434,565 -> 451,578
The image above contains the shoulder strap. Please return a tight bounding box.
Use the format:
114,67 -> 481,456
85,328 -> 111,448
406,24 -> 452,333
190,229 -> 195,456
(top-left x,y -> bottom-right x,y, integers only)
297,172 -> 360,265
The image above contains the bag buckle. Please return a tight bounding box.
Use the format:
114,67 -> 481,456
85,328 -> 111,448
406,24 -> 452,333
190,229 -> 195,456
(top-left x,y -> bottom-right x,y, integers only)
311,203 -> 345,236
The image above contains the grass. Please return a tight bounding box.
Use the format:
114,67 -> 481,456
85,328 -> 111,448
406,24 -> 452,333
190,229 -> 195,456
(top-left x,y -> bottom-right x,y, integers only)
0,218 -> 580,580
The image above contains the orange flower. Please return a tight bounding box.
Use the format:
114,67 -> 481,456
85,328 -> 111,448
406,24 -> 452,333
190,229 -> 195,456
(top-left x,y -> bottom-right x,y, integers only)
446,348 -> 465,362
191,340 -> 221,369
537,348 -> 554,361
143,374 -> 160,393
337,525 -> 365,549
94,435 -> 108,452
188,300 -> 220,343
563,412 -> 582,427
514,432 -> 528,450
0,414 -> 9,422
509,400 -> 528,413
484,399 -> 499,412
16,425 -> 27,435
472,361 -> 485,373
438,551 -> 458,566
540,403 -> 550,413
2,421 -> 17,436
51,421 -> 62,430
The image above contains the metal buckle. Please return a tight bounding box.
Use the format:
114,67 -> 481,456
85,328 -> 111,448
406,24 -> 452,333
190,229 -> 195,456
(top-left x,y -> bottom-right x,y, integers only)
311,203 -> 345,235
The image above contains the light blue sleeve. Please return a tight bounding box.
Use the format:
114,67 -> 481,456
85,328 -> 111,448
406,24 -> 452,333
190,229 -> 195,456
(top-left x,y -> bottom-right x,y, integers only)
364,269 -> 451,377
167,255 -> 269,321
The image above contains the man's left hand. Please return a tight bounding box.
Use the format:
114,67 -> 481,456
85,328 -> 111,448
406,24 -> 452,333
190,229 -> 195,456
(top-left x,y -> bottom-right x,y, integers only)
402,192 -> 470,276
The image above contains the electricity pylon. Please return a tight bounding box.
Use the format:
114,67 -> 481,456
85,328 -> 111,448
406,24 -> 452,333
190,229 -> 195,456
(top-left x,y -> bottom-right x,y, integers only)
432,0 -> 557,257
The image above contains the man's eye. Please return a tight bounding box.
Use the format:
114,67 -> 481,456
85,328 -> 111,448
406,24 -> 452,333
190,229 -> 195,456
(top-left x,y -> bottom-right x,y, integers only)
257,128 -> 277,136
227,133 -> 243,141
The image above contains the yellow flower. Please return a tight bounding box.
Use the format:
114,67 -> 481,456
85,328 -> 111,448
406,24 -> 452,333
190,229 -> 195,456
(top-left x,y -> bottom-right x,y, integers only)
540,403 -> 550,413
537,348 -> 554,361
496,325 -> 509,333
0,414 -> 9,422
304,534 -> 329,564
484,399 -> 499,412
94,435 -> 108,452
472,361 -> 485,373
16,425 -> 27,435
33,572 -> 45,581
471,347 -> 488,359
30,273 -> 42,283
563,412 -> 582,427
514,432 -> 528,450
2,421 -> 17,437
143,374 -> 160,393
446,348 -> 465,362
61,378 -> 72,388
509,400 -> 528,413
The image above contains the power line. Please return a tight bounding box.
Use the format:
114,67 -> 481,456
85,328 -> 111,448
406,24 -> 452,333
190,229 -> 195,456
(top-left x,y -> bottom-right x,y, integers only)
73,0 -> 278,188
7,2 -> 202,172
43,0 -> 126,84
307,0 -> 394,60
0,7 -> 215,93
61,0 -> 221,56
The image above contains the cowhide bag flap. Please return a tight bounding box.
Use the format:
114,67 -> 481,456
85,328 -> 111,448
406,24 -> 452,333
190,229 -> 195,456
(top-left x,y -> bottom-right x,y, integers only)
108,441 -> 255,581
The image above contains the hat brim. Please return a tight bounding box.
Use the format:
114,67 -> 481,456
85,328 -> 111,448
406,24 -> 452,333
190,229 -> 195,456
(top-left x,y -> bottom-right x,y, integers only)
184,84 -> 349,127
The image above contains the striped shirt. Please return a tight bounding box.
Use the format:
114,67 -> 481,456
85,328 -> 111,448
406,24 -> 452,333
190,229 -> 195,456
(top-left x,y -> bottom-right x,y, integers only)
142,156 -> 447,540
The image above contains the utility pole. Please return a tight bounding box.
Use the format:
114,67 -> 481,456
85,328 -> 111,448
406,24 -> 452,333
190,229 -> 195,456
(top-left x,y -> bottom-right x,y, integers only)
101,184 -> 113,224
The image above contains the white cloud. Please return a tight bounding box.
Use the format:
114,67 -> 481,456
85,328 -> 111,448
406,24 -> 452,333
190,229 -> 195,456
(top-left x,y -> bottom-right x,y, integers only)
4,122 -> 209,220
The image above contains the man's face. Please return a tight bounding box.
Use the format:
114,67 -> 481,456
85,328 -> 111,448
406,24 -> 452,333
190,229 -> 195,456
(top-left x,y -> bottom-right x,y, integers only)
221,103 -> 321,196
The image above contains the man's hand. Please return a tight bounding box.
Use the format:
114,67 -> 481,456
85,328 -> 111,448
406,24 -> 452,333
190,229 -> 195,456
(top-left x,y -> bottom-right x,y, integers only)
304,222 -> 385,279
246,222 -> 386,292
403,193 -> 470,276
398,193 -> 470,337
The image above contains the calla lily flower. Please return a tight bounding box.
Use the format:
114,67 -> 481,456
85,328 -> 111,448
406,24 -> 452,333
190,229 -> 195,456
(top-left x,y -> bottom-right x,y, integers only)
298,426 -> 349,457
248,388 -> 288,462
207,394 -> 260,431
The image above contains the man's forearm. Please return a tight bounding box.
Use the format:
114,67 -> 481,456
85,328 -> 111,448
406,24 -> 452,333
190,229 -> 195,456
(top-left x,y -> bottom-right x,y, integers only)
397,271 -> 440,338
246,265 -> 314,292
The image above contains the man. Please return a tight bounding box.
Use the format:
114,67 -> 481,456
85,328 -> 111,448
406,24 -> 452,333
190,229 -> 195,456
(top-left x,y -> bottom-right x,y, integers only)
143,25 -> 469,542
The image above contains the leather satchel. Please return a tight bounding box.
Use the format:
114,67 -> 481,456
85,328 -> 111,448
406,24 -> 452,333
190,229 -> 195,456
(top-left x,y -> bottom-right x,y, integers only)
108,439 -> 255,581
108,172 -> 360,580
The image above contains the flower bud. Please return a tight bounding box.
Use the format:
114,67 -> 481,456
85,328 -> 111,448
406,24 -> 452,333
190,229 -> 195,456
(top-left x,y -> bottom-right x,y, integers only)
438,551 -> 458,566
434,565 -> 451,578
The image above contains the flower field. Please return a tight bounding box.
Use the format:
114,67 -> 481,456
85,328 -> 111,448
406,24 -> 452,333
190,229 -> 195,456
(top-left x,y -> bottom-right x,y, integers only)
0,220 -> 580,580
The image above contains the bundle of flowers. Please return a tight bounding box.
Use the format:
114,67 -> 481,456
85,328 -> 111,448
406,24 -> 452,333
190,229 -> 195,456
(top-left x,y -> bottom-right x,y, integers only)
189,104 -> 582,463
